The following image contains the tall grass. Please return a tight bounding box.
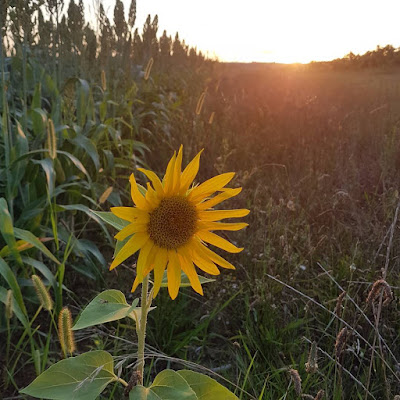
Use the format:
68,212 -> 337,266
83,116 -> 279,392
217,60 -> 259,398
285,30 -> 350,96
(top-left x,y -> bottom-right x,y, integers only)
2,1 -> 400,399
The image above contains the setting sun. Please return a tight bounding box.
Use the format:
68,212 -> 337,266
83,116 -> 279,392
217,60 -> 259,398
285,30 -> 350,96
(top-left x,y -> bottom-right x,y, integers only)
108,0 -> 400,63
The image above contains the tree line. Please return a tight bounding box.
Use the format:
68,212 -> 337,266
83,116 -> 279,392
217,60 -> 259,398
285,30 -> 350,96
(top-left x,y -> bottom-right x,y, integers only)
310,45 -> 400,70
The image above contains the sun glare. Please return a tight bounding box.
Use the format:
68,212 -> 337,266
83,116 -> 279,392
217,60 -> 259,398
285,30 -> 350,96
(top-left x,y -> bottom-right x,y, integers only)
125,0 -> 400,64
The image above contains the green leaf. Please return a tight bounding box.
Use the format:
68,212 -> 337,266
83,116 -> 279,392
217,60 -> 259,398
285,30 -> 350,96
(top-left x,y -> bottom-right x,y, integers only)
0,198 -> 22,265
22,256 -> 59,293
72,290 -> 139,330
0,257 -> 27,316
14,228 -> 60,264
92,211 -> 129,231
160,271 -> 215,288
58,150 -> 92,183
31,158 -> 55,197
129,370 -> 197,400
69,133 -> 100,170
177,370 -> 239,400
59,205 -> 111,242
30,107 -> 48,137
20,350 -> 117,400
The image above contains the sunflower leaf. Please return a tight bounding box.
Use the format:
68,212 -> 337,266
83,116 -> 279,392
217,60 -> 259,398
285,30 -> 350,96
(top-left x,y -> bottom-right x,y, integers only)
177,370 -> 239,400
72,290 -> 139,330
129,369 -> 197,400
20,351 -> 117,400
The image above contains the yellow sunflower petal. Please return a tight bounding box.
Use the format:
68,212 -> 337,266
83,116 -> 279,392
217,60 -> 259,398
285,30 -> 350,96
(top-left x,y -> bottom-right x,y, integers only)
163,152 -> 176,195
137,168 -> 164,196
182,241 -> 220,275
111,207 -> 147,222
178,253 -> 203,295
172,145 -> 183,192
114,223 -> 148,241
130,174 -> 150,210
196,231 -> 243,253
188,172 -> 235,203
167,250 -> 181,300
198,209 -> 250,221
136,240 -> 154,278
195,242 -> 236,270
131,276 -> 141,292
197,221 -> 249,232
145,182 -> 160,206
143,245 -> 158,276
196,188 -> 242,210
179,149 -> 203,194
110,232 -> 149,270
152,248 -> 168,298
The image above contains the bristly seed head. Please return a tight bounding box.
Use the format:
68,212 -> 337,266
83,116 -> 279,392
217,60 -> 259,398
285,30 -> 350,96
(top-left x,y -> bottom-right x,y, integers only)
32,274 -> 53,311
366,279 -> 392,306
58,307 -> 76,357
289,368 -> 302,395
305,341 -> 319,374
5,290 -> 13,320
334,290 -> 346,319
335,327 -> 348,360
148,195 -> 197,249
314,389 -> 325,400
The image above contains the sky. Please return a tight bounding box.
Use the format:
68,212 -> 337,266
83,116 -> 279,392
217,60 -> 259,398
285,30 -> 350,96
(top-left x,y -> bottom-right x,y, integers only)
98,0 -> 400,64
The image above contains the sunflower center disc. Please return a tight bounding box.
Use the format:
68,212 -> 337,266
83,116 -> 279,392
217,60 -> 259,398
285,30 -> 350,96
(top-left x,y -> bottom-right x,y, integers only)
148,195 -> 197,249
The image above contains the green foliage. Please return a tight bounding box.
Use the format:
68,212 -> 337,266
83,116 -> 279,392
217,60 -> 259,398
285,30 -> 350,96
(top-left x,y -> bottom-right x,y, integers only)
72,290 -> 139,330
129,370 -> 238,400
20,351 -> 118,400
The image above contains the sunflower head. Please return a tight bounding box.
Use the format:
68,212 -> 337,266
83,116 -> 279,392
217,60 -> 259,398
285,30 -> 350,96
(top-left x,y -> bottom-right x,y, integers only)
110,146 -> 249,299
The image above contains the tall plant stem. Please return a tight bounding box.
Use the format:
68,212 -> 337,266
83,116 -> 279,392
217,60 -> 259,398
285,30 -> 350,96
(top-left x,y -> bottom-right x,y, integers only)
137,274 -> 150,386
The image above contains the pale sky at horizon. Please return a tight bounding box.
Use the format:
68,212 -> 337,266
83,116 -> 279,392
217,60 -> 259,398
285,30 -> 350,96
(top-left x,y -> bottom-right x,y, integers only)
96,0 -> 400,63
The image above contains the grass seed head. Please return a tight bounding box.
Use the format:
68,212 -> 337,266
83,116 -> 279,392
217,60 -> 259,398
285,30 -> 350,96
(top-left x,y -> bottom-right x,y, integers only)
208,111 -> 215,124
196,91 -> 207,115
58,307 -> 76,357
305,341 -> 319,374
366,279 -> 392,306
47,119 -> 57,160
335,327 -> 348,360
314,389 -> 325,400
101,69 -> 107,91
334,290 -> 346,319
289,368 -> 302,395
31,274 -> 53,311
144,57 -> 154,81
5,289 -> 13,319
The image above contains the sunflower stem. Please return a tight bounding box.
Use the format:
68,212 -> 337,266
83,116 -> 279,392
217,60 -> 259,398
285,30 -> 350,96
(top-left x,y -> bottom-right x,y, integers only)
137,274 -> 150,386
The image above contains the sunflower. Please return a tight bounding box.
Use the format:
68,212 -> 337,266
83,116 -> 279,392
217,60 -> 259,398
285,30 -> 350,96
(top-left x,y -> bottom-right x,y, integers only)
110,147 -> 249,299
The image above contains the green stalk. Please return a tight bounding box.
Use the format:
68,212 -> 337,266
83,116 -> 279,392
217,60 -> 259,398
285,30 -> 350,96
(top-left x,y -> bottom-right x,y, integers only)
136,275 -> 150,386
22,35 -> 27,134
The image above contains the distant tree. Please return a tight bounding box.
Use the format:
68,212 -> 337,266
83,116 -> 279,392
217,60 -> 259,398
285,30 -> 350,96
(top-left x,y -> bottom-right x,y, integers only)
99,3 -> 113,65
172,32 -> 187,64
159,29 -> 172,67
113,0 -> 127,56
38,8 -> 52,52
132,27 -> 143,63
128,0 -> 136,32
67,0 -> 85,55
83,23 -> 97,65
142,14 -> 159,62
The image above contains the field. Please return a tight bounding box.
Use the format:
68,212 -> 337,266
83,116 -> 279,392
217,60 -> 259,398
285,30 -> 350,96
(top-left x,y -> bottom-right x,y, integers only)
2,5 -> 400,399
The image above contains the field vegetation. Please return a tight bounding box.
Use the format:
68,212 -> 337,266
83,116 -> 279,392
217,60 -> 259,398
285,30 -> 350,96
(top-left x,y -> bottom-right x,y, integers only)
1,1 -> 400,399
